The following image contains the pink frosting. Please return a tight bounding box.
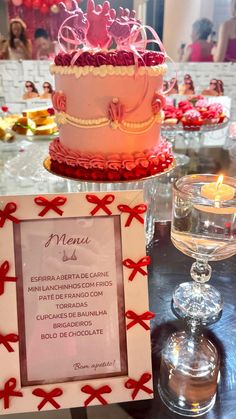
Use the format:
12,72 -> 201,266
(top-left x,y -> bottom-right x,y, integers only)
208,103 -> 223,115
49,138 -> 171,171
54,50 -> 165,67
184,109 -> 201,122
195,99 -> 209,109
52,91 -> 66,112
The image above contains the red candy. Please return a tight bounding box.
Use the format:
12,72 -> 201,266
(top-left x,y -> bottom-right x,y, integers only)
162,99 -> 226,130
208,103 -> 223,116
182,109 -> 203,131
184,109 -> 201,122
50,151 -> 174,181
178,100 -> 193,113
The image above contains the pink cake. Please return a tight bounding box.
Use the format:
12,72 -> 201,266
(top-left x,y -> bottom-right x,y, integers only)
49,0 -> 173,181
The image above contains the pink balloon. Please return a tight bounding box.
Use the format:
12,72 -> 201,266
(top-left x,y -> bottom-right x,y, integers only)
12,0 -> 23,6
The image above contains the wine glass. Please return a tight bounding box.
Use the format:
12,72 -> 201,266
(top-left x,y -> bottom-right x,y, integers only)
171,173 -> 236,323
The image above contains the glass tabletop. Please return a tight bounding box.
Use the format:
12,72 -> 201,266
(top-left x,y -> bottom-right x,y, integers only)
0,131 -> 236,419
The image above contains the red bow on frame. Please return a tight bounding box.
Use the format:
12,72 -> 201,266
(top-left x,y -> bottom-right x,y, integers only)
125,310 -> 155,330
125,373 -> 153,400
0,333 -> 19,352
117,203 -> 147,227
81,384 -> 112,406
32,388 -> 63,411
0,261 -> 17,296
34,196 -> 67,217
0,378 -> 23,409
86,194 -> 115,216
0,202 -> 19,228
122,256 -> 150,281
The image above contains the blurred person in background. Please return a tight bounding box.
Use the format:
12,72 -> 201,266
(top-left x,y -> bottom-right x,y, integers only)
213,0 -> 236,61
22,81 -> 39,100
168,78 -> 179,94
8,18 -> 32,60
163,80 -> 169,92
180,18 -> 214,62
179,74 -> 192,94
180,78 -> 195,95
0,34 -> 8,59
178,43 -> 186,61
40,82 -> 53,99
34,28 -> 56,60
202,79 -> 222,96
217,80 -> 224,95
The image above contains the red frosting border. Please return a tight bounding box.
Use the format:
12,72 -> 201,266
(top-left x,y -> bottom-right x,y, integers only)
49,144 -> 173,182
54,50 -> 165,67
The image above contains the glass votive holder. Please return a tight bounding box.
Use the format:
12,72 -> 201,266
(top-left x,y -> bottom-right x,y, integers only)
153,154 -> 190,223
225,123 -> 236,160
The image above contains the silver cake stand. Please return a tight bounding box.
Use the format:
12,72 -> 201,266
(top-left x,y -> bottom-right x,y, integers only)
44,157 -> 176,247
162,117 -> 230,152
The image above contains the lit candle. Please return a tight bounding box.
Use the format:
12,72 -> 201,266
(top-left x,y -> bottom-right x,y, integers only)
201,175 -> 235,201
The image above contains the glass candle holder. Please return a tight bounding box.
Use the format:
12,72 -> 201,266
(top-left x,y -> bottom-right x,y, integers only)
171,174 -> 236,324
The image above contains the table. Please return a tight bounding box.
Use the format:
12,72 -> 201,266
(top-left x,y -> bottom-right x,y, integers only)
71,143 -> 236,419
0,138 -> 235,419
119,221 -> 236,419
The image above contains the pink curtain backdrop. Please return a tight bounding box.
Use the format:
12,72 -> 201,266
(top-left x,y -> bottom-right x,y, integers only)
8,0 -> 133,56
8,0 -> 133,42
8,3 -> 68,43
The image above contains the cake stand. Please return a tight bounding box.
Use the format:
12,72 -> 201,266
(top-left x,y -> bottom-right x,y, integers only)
44,157 -> 176,247
162,117 -> 230,153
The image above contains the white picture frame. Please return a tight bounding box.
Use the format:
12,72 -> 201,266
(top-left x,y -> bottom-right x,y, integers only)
0,190 -> 154,414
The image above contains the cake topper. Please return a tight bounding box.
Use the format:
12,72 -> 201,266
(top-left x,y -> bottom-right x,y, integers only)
58,1 -> 89,50
86,0 -> 115,48
108,7 -> 141,49
57,1 -> 177,107
58,0 -> 165,57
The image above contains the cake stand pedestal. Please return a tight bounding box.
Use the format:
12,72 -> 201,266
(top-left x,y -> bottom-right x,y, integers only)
161,117 -> 230,154
44,158 -> 176,247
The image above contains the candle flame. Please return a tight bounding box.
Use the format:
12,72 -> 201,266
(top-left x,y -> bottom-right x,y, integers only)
216,174 -> 224,191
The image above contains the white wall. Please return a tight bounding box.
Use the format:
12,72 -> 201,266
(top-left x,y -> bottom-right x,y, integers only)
0,60 -> 235,118
167,61 -> 236,118
163,0 -> 202,61
200,0 -> 214,21
134,0 -> 148,23
0,60 -> 54,108
213,0 -> 231,34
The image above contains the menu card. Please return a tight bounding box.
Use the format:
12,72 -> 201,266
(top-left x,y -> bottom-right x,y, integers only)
14,216 -> 127,385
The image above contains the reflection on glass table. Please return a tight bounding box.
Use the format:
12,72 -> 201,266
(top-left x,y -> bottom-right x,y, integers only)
59,168 -> 176,248
3,142 -> 67,194
0,129 -> 235,419
2,141 -> 176,247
